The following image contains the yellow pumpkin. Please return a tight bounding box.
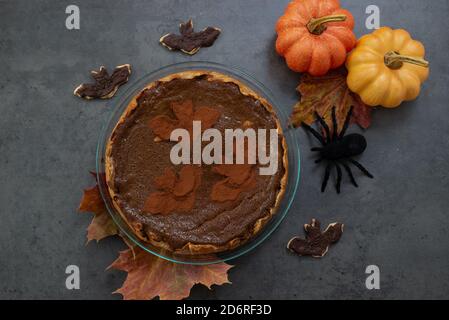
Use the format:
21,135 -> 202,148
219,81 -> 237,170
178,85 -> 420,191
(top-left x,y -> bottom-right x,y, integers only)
346,27 -> 429,108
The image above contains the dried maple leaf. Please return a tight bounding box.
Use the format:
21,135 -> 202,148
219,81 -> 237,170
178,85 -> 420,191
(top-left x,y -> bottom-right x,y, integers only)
148,100 -> 221,141
160,19 -> 221,55
287,219 -> 344,258
74,64 -> 131,100
78,172 -> 118,242
143,165 -> 202,215
290,67 -> 371,132
79,172 -> 233,300
109,246 -> 233,300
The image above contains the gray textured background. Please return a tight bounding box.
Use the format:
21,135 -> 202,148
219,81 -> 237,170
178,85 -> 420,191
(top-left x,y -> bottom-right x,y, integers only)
0,0 -> 448,300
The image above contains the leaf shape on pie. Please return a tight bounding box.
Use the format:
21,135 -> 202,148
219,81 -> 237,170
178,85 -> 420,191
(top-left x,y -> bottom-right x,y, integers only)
144,165 -> 202,215
212,164 -> 253,186
211,164 -> 256,202
148,100 -> 221,140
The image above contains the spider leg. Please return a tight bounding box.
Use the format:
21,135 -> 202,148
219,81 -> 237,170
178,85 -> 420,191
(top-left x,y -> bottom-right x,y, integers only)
321,163 -> 332,192
335,163 -> 342,194
314,111 -> 331,143
339,106 -> 354,139
349,159 -> 374,178
301,122 -> 325,145
342,161 -> 358,187
331,106 -> 338,141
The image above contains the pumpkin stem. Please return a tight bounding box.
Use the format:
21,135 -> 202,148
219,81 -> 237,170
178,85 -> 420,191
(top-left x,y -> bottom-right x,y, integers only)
307,14 -> 347,35
384,51 -> 429,70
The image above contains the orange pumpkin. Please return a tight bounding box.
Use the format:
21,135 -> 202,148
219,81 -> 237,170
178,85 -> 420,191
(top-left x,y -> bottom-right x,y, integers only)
276,0 -> 356,76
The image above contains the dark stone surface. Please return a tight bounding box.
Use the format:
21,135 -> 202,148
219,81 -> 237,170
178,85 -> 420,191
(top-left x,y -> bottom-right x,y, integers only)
0,0 -> 448,299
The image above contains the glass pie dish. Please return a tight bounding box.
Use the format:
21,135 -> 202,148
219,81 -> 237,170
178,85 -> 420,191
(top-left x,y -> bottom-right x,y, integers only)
96,61 -> 300,265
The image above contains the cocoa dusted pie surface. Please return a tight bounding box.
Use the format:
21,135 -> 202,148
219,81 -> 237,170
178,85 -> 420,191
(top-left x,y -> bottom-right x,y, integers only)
105,71 -> 287,254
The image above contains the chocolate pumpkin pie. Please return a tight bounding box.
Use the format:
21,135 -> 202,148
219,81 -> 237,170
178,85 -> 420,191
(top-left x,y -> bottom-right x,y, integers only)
105,71 -> 288,255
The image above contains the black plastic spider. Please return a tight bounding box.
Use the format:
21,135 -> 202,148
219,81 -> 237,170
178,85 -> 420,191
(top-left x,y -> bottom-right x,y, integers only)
302,106 -> 373,194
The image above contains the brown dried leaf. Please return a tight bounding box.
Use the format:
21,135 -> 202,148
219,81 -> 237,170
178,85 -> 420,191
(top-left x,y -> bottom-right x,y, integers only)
79,173 -> 233,300
290,67 -> 371,132
109,246 -> 233,300
78,176 -> 118,243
